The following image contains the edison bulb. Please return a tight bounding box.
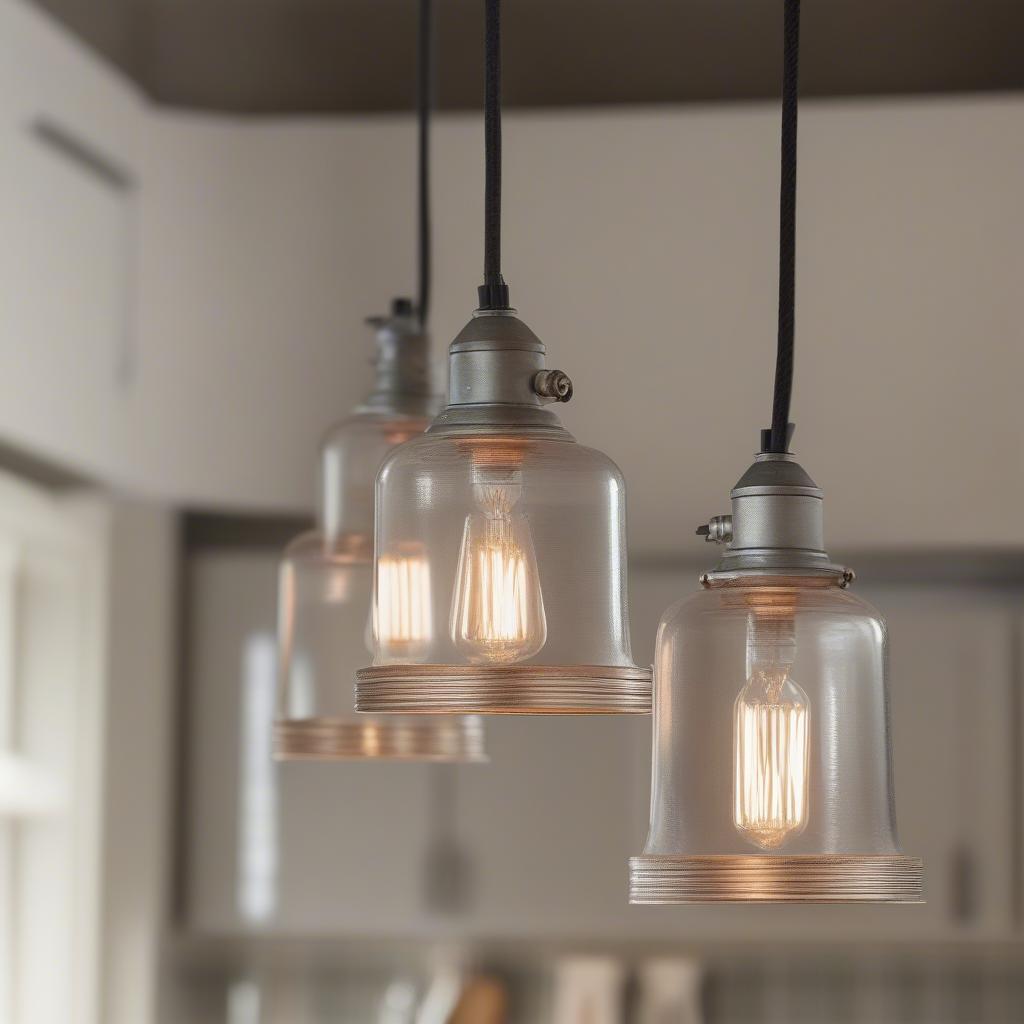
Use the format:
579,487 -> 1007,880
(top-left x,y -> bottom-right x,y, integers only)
374,542 -> 433,659
733,606 -> 809,850
450,469 -> 546,664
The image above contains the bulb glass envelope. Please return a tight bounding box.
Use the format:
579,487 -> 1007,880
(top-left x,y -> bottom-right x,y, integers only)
274,308 -> 486,761
356,310 -> 651,715
630,453 -> 922,902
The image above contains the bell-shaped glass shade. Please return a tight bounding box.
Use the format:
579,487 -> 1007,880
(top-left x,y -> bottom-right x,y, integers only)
274,315 -> 487,761
358,433 -> 651,714
630,576 -> 923,902
276,526 -> 485,761
318,411 -> 427,558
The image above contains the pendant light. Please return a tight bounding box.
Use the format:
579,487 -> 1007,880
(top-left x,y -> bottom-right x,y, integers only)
274,0 -> 485,761
629,0 -> 923,902
355,0 -> 651,715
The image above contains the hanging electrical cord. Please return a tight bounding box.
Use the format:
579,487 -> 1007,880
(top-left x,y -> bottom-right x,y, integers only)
478,0 -> 510,310
416,0 -> 433,327
767,0 -> 800,454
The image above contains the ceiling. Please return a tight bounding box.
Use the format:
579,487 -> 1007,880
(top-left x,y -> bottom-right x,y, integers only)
32,0 -> 1024,113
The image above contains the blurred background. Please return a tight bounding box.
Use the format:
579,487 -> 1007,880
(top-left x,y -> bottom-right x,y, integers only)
1,0 -> 1024,1021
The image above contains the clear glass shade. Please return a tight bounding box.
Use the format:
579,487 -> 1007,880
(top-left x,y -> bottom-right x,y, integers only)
317,411 -> 426,558
631,575 -> 923,902
358,432 -> 651,714
275,407 -> 486,762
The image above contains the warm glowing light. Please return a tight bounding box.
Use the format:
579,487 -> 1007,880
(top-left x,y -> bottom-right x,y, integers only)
324,563 -> 354,603
375,544 -> 433,657
733,608 -> 809,850
450,473 -> 546,664
362,724 -> 381,757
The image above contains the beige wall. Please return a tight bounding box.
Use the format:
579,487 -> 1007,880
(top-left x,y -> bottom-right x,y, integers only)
138,97 -> 1024,554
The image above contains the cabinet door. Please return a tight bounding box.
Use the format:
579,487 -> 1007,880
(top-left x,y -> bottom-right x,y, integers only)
453,714 -> 649,937
0,3 -> 139,483
0,114 -> 132,477
183,548 -> 437,936
446,571 -> 668,938
877,586 -> 1016,939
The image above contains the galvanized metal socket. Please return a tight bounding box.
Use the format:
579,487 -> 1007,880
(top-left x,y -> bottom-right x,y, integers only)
358,301 -> 438,418
429,310 -> 574,437
699,452 -> 849,580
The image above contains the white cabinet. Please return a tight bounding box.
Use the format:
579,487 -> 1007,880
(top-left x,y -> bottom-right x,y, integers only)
0,2 -> 139,481
0,117 -> 132,477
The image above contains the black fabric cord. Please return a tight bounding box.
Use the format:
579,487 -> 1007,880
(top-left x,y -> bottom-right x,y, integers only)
416,0 -> 433,326
478,0 -> 510,309
768,0 -> 800,454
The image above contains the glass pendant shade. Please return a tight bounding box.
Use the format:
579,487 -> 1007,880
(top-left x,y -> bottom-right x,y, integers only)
274,305 -> 486,761
630,453 -> 922,902
356,310 -> 651,714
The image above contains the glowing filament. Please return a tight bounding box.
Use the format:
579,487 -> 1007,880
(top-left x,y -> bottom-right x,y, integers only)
451,478 -> 546,664
733,693 -> 809,849
733,607 -> 810,850
375,547 -> 432,656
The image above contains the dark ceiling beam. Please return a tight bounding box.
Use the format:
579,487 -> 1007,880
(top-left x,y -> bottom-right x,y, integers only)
32,0 -> 1024,114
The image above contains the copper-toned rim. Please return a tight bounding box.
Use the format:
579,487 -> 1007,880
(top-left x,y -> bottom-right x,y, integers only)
274,717 -> 487,762
355,663 -> 652,715
629,854 -> 924,904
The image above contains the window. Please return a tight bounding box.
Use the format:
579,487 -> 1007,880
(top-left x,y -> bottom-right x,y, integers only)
0,471 -> 106,1024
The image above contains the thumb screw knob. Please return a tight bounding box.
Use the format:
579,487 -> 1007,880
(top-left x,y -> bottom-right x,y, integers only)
532,370 -> 573,403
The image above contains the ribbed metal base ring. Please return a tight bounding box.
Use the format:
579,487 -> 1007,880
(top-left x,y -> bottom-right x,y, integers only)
274,717 -> 487,762
355,664 -> 652,714
629,855 -> 924,904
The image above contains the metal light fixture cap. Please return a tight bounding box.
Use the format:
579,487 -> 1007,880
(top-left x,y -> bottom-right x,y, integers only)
699,452 -> 851,582
429,309 -> 574,436
357,298 -> 439,418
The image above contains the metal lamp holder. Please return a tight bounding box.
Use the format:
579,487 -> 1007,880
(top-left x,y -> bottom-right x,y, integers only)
696,448 -> 854,587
